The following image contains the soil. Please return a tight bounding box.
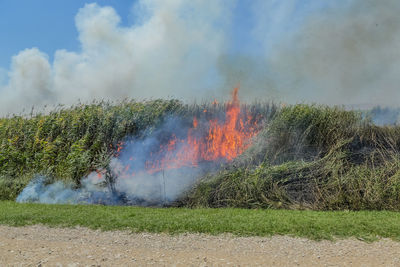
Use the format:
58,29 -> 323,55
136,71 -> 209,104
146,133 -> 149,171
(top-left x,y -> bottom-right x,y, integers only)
1,225 -> 399,266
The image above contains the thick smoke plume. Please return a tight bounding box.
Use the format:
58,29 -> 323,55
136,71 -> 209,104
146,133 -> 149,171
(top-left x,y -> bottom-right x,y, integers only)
0,1 -> 232,115
264,0 -> 400,106
2,0 -> 400,115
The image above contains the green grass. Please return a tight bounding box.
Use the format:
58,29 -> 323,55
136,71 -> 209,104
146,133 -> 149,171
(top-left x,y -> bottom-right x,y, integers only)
1,201 -> 400,241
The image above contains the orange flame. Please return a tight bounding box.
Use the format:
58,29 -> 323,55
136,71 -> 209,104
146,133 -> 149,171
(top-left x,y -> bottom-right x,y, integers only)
96,88 -> 259,181
143,87 -> 258,173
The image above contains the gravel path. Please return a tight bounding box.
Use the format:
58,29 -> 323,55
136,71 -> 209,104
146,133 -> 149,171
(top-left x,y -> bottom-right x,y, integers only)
1,225 -> 400,266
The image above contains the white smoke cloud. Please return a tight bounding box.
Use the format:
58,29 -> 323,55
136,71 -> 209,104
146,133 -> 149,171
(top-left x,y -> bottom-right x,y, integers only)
0,1 -> 234,115
16,175 -> 108,205
217,0 -> 400,106
258,0 -> 400,106
0,48 -> 54,114
2,0 -> 400,115
0,67 -> 7,86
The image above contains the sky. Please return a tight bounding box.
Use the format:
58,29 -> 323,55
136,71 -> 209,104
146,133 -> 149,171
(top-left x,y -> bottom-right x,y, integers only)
0,0 -> 399,114
0,0 -> 332,71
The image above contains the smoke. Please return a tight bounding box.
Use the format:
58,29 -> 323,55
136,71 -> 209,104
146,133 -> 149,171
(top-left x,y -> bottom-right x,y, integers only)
16,175 -> 113,205
0,1 -> 233,115
0,67 -> 7,87
16,116 -> 211,205
2,0 -> 400,111
261,0 -> 400,106
17,161 -> 201,206
6,48 -> 54,111
368,106 -> 400,126
205,0 -> 400,106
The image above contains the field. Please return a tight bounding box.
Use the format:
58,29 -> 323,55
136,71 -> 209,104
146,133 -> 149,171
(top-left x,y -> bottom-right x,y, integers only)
1,201 -> 400,241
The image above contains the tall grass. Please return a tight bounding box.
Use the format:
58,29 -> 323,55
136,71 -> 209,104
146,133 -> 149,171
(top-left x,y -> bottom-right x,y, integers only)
0,100 -> 182,199
0,100 -> 277,200
3,100 -> 400,210
185,105 -> 400,210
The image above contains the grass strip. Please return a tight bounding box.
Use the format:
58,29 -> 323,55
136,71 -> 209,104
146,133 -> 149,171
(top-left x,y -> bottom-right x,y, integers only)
1,201 -> 399,241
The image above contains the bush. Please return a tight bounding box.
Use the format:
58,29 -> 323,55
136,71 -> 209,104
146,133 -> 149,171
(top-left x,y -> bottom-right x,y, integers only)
184,105 -> 400,210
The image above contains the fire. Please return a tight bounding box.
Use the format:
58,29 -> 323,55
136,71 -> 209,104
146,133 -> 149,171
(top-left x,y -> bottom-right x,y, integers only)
142,87 -> 259,173
98,87 -> 259,180
92,88 -> 260,204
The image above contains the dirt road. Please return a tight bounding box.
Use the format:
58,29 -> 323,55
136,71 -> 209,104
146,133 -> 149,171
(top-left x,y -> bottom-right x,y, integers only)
1,225 -> 399,266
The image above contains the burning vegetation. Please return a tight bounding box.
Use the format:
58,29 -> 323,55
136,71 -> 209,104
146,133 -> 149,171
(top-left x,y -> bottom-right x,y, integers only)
3,89 -> 400,210
109,87 -> 260,177
86,88 -> 263,205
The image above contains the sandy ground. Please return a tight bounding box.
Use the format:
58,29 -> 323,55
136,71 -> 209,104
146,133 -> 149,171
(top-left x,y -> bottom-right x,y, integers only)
0,225 -> 400,266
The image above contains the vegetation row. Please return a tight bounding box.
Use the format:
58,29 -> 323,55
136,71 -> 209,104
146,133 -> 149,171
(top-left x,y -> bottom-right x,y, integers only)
2,100 -> 400,211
